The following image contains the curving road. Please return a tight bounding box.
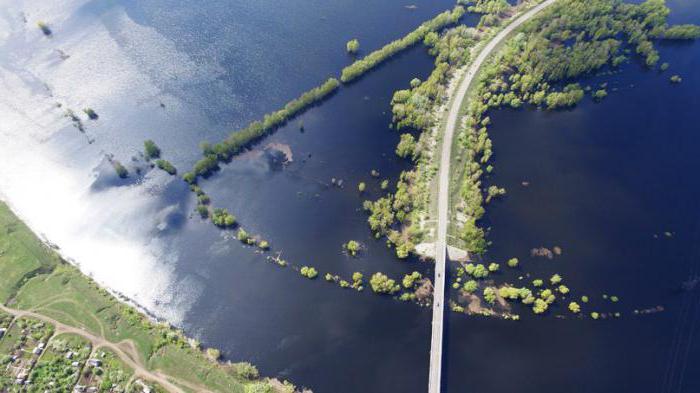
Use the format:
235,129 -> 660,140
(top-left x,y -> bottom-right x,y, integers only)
428,1 -> 557,392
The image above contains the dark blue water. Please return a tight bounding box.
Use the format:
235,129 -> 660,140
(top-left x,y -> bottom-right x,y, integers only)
164,1 -> 700,392
443,2 -> 700,392
19,0 -> 700,392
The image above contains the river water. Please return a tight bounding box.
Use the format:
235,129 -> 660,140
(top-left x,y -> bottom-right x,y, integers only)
1,0 -> 699,392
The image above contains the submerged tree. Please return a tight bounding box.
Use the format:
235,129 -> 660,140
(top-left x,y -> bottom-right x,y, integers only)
144,140 -> 161,160
346,39 -> 360,54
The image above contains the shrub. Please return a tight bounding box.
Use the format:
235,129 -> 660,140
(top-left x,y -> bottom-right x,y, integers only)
568,302 -> 581,313
211,208 -> 236,228
533,298 -> 548,314
483,287 -> 496,304
144,140 -> 161,160
592,89 -> 608,101
344,240 -> 361,256
83,108 -> 99,120
206,348 -> 221,361
396,133 -> 417,158
300,266 -> 318,279
402,271 -> 422,289
369,272 -> 400,294
37,21 -> 52,36
196,205 -> 209,218
346,39 -> 360,54
463,280 -> 478,293
112,161 -> 128,178
155,159 -> 177,175
236,228 -> 249,241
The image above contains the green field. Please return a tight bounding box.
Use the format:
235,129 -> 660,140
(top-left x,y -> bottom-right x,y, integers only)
0,202 -> 292,393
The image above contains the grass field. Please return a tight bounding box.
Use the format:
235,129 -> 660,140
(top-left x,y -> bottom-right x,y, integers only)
0,202 -> 291,393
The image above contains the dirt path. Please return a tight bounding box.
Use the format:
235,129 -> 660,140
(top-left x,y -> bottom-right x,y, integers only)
428,1 -> 558,392
0,303 -> 190,393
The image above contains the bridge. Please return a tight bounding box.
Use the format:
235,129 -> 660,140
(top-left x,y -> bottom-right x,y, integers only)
428,1 -> 557,392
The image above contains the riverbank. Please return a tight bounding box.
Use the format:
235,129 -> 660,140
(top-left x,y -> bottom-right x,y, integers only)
0,201 -> 304,393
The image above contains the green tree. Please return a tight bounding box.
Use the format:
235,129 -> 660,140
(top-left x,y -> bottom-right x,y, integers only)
346,39 -> 360,54
402,271 -> 422,288
144,140 -> 161,160
507,258 -> 519,268
463,280 -> 478,293
155,159 -> 177,175
345,240 -> 361,256
533,298 -> 548,314
300,266 -> 318,279
483,287 -> 497,304
396,133 -> 417,158
568,302 -> 581,313
370,272 -> 400,294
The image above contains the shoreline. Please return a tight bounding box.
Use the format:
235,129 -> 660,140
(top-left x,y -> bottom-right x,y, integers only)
0,193 -> 172,327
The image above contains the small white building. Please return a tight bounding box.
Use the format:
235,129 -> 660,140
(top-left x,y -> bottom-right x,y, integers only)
87,359 -> 101,367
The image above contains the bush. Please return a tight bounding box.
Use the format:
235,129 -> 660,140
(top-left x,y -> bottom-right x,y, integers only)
211,208 -> 236,228
112,161 -> 128,178
344,240 -> 361,256
346,39 -> 360,54
568,302 -> 581,313
37,22 -> 52,36
369,272 -> 400,294
237,228 -> 249,241
662,24 -> 700,40
36,21 -> 53,37
144,140 -> 161,160
395,133 -> 417,159
83,108 -> 99,120
155,159 -> 177,175
206,348 -> 221,361
402,271 -> 422,289
196,205 -> 209,218
300,266 -> 318,279
463,280 -> 478,293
